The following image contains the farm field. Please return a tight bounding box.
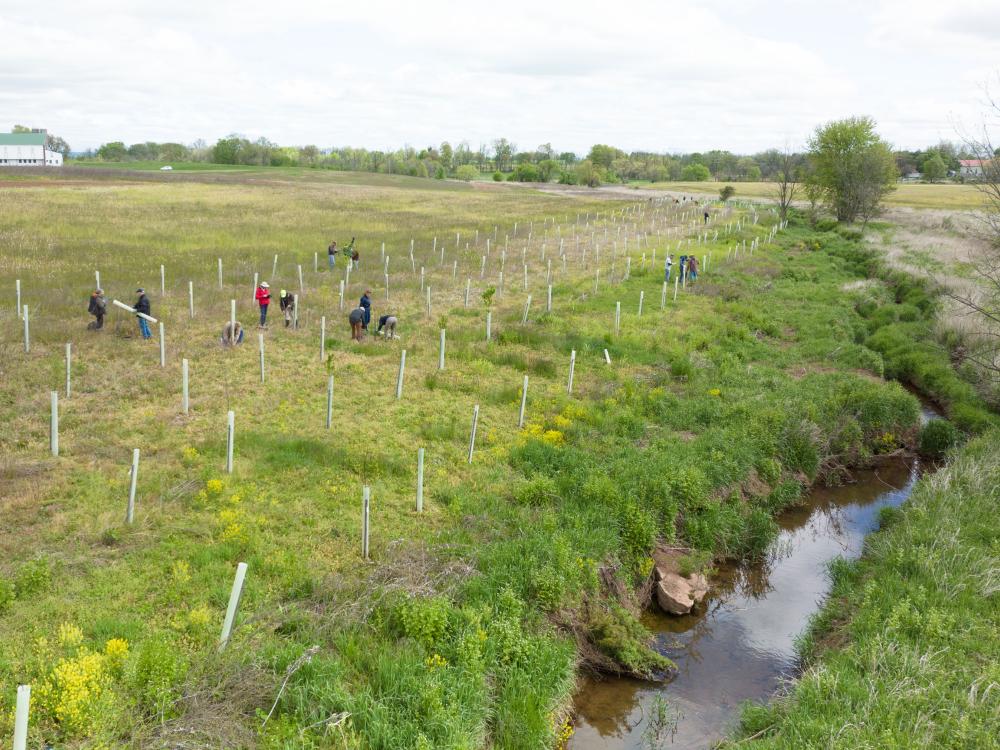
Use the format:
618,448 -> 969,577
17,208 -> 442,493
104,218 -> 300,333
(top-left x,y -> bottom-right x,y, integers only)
636,180 -> 988,211
0,169 -> 980,748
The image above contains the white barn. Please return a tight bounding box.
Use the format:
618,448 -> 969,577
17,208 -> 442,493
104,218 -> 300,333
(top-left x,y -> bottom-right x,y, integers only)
0,131 -> 63,166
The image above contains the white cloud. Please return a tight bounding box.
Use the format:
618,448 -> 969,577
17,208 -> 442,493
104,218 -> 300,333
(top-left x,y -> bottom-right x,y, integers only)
0,0 -> 996,153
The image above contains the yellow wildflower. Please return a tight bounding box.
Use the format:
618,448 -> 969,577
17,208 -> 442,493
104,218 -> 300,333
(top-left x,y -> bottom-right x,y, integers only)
58,623 -> 84,649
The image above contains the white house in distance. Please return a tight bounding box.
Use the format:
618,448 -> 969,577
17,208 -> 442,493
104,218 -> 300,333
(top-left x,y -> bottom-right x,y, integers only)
0,130 -> 63,166
959,159 -> 987,178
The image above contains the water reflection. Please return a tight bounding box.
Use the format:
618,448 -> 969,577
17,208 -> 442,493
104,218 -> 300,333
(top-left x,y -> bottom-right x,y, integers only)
570,459 -> 920,750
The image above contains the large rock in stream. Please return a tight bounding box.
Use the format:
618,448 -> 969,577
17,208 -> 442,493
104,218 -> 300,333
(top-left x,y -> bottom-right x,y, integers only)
654,568 -> 709,616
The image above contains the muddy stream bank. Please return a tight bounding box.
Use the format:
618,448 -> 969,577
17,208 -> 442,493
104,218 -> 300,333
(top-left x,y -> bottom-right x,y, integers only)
570,409 -> 936,749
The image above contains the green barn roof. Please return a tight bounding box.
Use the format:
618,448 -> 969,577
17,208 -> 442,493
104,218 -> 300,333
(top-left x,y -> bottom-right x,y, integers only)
0,132 -> 47,146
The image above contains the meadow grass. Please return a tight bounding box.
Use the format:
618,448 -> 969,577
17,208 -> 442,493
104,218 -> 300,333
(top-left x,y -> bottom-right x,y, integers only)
634,180 -> 988,211
727,428 -> 1000,749
0,173 -> 963,748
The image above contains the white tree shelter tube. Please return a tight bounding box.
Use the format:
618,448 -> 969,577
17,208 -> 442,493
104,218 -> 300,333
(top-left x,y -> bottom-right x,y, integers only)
112,299 -> 158,323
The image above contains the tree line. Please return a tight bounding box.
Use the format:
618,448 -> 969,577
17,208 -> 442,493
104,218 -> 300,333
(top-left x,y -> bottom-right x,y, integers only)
66,126 -> 994,189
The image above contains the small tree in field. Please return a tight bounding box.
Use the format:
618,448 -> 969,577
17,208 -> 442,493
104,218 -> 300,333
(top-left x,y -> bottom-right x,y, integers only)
921,153 -> 947,183
455,165 -> 478,181
774,148 -> 800,221
719,185 -> 736,202
806,116 -> 897,227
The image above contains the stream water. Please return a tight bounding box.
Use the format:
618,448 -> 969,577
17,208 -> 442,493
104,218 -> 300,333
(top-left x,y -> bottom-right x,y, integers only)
569,452 -> 927,749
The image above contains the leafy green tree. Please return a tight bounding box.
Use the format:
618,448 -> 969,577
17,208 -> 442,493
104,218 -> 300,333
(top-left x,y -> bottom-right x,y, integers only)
558,169 -> 579,185
211,136 -> 242,164
159,143 -> 189,161
680,164 -> 711,181
492,138 -> 514,172
806,116 -> 897,225
440,142 -> 453,172
719,185 -> 736,202
587,144 -> 624,170
537,159 -> 562,182
921,153 -> 947,182
575,160 -> 603,187
298,145 -> 319,166
646,164 -> 669,182
511,163 -> 540,182
96,141 -> 128,161
455,165 -> 478,181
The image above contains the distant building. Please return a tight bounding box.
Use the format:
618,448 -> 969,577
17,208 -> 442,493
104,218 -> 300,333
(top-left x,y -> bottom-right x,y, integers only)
0,130 -> 63,166
959,159 -> 988,177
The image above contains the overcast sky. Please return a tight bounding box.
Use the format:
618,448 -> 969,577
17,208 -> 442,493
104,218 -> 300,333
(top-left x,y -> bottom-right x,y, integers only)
2,0 -> 998,155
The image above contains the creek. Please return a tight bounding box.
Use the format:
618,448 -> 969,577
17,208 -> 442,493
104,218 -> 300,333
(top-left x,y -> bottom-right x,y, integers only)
569,408 -> 937,749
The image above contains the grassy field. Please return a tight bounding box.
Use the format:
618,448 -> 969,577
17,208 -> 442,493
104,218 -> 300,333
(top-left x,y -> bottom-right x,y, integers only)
0,163 -> 474,192
0,170 -> 980,748
634,180 -> 989,211
728,427 -> 1000,748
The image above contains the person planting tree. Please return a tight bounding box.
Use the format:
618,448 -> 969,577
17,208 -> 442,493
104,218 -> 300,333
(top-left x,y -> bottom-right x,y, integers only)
87,288 -> 106,330
377,313 -> 398,338
348,306 -> 365,340
279,289 -> 295,327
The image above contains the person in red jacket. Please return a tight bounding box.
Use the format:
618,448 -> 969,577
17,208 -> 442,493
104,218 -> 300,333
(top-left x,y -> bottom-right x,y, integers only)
255,281 -> 271,328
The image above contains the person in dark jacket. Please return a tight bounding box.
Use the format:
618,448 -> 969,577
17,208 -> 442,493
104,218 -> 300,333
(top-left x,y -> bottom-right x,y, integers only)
348,307 -> 365,340
279,289 -> 295,327
135,288 -> 152,339
359,289 -> 372,330
88,288 -> 106,330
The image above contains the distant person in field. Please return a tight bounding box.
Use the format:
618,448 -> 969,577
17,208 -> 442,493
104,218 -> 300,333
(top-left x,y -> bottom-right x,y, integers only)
688,255 -> 698,281
221,321 -> 244,346
679,255 -> 687,282
703,209 -> 709,224
279,289 -> 294,327
88,288 -> 106,330
351,247 -> 360,270
134,288 -> 152,339
377,313 -> 398,338
328,241 -> 338,269
255,281 -> 271,327
664,255 -> 673,282
359,289 -> 372,330
349,307 -> 365,340
343,236 -> 356,269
